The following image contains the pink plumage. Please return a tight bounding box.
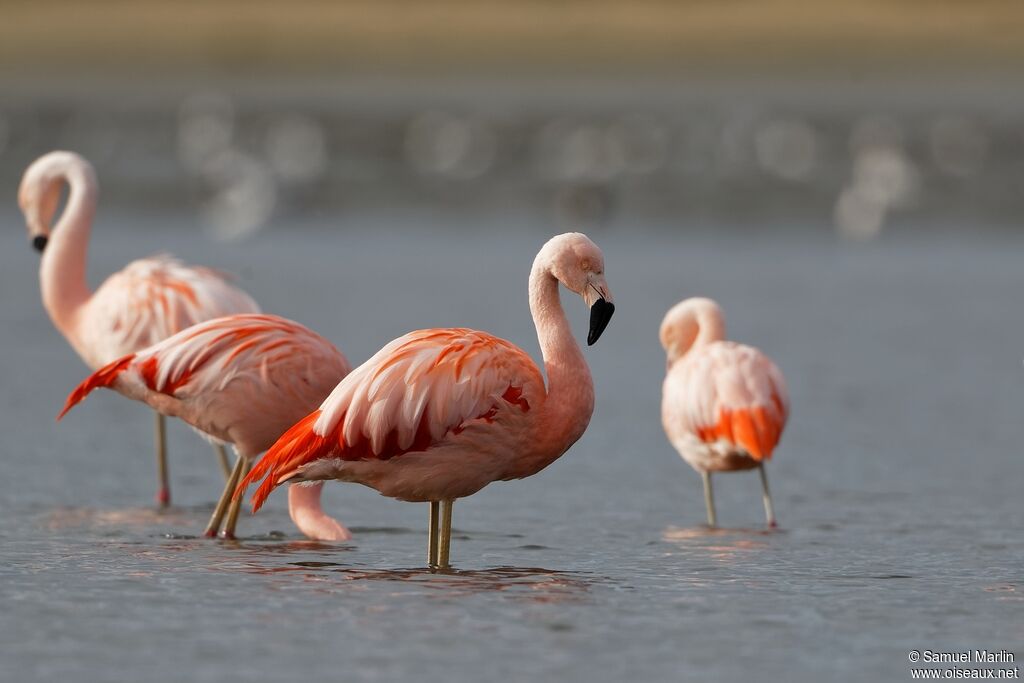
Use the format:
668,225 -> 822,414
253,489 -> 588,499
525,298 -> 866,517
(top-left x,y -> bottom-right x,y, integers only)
74,255 -> 260,367
20,151 -> 260,506
59,314 -> 353,541
19,152 -> 261,368
660,297 -> 788,527
243,327 -> 545,510
237,232 -> 616,568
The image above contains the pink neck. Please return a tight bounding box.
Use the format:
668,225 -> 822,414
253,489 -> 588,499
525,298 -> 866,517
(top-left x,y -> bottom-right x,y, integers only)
527,257 -> 595,465
40,165 -> 96,347
667,305 -> 725,365
693,308 -> 725,349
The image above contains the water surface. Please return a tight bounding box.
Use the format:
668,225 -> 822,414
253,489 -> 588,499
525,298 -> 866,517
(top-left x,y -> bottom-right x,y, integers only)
0,221 -> 1021,682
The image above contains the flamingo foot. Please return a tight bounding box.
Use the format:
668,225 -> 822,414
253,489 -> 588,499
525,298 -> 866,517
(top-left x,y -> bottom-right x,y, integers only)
156,487 -> 171,508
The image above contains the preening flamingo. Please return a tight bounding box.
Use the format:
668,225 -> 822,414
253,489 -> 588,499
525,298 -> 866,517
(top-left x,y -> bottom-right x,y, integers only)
19,151 -> 261,506
660,297 -> 789,527
58,314 -> 352,540
237,233 -> 615,568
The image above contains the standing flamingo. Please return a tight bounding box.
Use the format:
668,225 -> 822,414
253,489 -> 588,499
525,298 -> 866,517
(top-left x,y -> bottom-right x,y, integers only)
659,297 -> 789,527
57,314 -> 352,540
19,151 -> 261,506
236,232 -> 615,568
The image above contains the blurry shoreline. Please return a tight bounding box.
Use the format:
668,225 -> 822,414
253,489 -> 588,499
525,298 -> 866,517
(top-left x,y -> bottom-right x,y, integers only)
3,75 -> 1022,240
3,1 -> 1023,77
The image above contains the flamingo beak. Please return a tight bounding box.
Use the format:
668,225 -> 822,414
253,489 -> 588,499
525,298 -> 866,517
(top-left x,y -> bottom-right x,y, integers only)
32,235 -> 48,253
588,298 -> 615,345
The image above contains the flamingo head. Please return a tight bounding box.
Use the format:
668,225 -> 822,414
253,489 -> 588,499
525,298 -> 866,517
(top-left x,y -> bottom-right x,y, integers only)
541,232 -> 616,345
18,151 -> 95,254
659,297 -> 726,364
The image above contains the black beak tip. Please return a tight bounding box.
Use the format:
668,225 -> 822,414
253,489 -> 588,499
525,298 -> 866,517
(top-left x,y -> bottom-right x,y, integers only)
32,235 -> 48,253
587,299 -> 615,346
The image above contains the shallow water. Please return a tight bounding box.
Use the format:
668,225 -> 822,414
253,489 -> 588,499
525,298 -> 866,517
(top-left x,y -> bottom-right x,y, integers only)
0,217 -> 1021,682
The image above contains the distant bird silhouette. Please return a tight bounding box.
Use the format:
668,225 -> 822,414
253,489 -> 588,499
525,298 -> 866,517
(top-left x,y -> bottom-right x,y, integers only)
20,151 -> 260,506
660,298 -> 788,527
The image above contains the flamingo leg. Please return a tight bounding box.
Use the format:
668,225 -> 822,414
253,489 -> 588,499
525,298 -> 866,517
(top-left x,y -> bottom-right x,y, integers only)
758,463 -> 777,528
702,471 -> 717,527
219,459 -> 253,540
428,501 -> 440,567
154,412 -> 170,507
204,454 -> 245,538
213,444 -> 232,481
437,500 -> 454,569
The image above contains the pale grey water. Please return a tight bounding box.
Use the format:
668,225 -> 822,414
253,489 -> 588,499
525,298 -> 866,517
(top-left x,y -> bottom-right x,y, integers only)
0,213 -> 1021,682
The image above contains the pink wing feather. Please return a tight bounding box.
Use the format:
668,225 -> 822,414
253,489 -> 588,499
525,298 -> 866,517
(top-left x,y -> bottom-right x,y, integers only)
666,341 -> 789,460
239,328 -> 543,511
82,255 -> 260,364
59,314 -> 346,419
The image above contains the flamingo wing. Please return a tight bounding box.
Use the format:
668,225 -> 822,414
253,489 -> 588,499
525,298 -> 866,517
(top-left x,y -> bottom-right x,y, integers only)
240,328 -> 544,511
59,314 -> 347,418
670,342 -> 789,460
84,255 -> 260,361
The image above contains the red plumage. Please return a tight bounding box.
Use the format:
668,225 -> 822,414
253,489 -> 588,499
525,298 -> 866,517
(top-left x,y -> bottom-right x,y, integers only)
57,354 -> 134,421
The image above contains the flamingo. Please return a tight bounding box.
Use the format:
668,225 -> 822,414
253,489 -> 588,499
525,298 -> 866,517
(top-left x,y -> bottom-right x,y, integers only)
57,314 -> 352,540
19,151 -> 261,507
235,232 -> 615,568
659,297 -> 789,528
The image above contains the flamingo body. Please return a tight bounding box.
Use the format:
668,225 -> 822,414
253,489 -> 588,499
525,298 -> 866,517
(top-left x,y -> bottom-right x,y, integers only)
245,327 -> 547,508
59,314 -> 353,540
237,232 -> 616,567
72,255 -> 260,368
660,298 -> 788,526
19,151 -> 260,505
19,151 -> 261,369
662,340 -> 787,473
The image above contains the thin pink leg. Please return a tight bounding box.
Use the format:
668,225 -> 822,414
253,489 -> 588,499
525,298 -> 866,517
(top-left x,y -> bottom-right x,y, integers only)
154,412 -> 170,507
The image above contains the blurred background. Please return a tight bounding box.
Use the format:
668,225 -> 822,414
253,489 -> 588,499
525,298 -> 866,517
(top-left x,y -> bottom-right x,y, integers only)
1,1 -> 1022,240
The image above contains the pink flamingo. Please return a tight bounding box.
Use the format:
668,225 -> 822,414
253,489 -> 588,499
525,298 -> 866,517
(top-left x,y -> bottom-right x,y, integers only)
659,297 -> 789,528
19,151 -> 261,506
57,314 -> 352,540
236,233 -> 615,568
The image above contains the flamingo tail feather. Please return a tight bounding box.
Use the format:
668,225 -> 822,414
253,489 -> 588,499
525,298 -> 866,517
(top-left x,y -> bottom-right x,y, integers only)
57,355 -> 135,421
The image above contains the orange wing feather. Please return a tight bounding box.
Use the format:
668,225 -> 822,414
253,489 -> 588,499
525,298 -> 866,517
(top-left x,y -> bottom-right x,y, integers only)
687,343 -> 788,461
57,354 -> 135,420
238,328 -> 541,511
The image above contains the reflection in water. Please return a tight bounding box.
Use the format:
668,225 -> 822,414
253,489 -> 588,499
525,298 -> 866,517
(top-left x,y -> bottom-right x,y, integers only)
662,525 -> 777,542
59,515 -> 598,605
983,584 -> 1021,602
660,525 -> 776,584
247,564 -> 596,604
218,538 -> 597,604
40,505 -> 204,531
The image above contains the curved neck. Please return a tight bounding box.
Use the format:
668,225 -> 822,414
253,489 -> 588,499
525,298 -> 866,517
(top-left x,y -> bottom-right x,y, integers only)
693,308 -> 725,349
666,306 -> 725,365
40,167 -> 96,342
528,259 -> 594,456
